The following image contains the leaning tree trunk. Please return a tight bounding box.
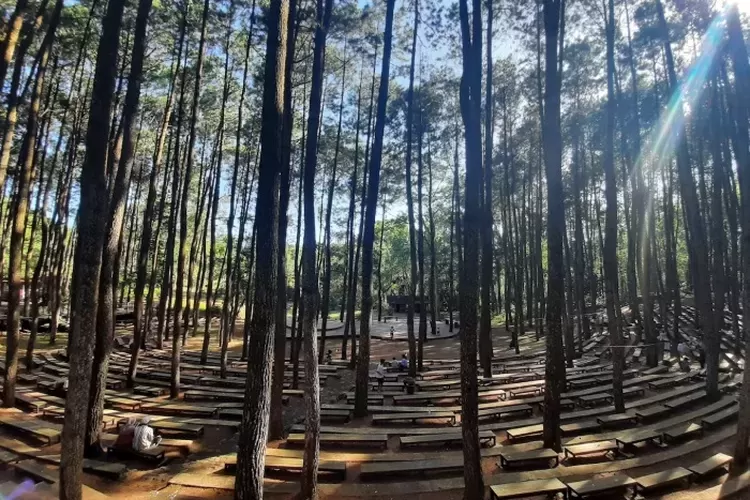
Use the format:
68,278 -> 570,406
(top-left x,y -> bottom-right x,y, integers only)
60,0 -> 125,492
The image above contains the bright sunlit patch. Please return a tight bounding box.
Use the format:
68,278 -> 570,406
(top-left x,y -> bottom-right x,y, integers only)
634,6 -> 731,266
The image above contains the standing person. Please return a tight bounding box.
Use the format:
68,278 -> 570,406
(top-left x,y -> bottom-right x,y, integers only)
375,359 -> 386,391
390,326 -> 395,340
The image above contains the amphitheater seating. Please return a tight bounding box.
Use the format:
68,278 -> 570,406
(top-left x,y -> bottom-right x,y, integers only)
490,478 -> 567,500
634,466 -> 692,493
687,452 -> 733,479
498,448 -> 559,469
399,430 -> 496,448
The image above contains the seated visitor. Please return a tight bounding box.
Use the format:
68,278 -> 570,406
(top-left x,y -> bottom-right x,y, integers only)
325,349 -> 333,364
114,417 -> 137,450
399,354 -> 408,372
133,417 -> 162,451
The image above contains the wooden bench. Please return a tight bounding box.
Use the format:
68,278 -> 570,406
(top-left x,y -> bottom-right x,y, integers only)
564,440 -> 618,461
372,411 -> 455,426
117,419 -> 204,437
490,478 -> 567,500
597,413 -> 637,429
225,456 -> 346,479
578,392 -> 612,407
560,420 -> 601,436
615,429 -> 663,451
286,432 -> 387,449
687,452 -> 732,479
0,415 -> 61,445
399,430 -> 495,448
360,457 -> 463,479
662,422 -> 702,443
321,409 -> 351,422
567,472 -> 636,498
701,405 -> 738,429
664,391 -> 705,410
477,404 -> 533,421
506,424 -> 542,441
141,404 -> 217,418
634,466 -> 692,493
498,448 -> 559,469
635,404 -> 671,422
107,445 -> 166,463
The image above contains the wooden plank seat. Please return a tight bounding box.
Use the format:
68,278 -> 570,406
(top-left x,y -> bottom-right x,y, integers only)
368,373 -> 399,383
117,419 -> 204,437
564,440 -> 618,460
36,377 -> 64,392
133,386 -> 167,397
506,424 -> 542,441
344,393 -> 384,405
416,379 -> 461,391
320,409 -> 351,422
578,392 -> 612,407
635,404 -> 670,422
141,403 -> 217,418
489,478 -> 567,500
18,373 -> 37,385
701,405 -> 739,429
507,386 -> 542,399
619,386 -> 646,399
567,472 -> 636,498
286,432 -> 387,449
371,411 -> 455,426
498,448 -> 559,469
35,454 -> 127,480
664,391 -> 705,410
648,373 -> 692,390
183,389 -> 243,402
560,419 -> 601,436
634,466 -> 692,493
615,428 -> 663,451
360,456 -> 464,479
105,397 -> 143,411
224,455 -> 346,479
477,404 -> 533,421
643,365 -> 669,375
687,452 -> 732,479
107,445 -> 166,463
0,414 -> 61,445
15,394 -> 46,413
660,422 -> 701,444
399,430 -> 496,448
368,380 -> 404,391
597,413 -> 637,428
12,459 -> 57,483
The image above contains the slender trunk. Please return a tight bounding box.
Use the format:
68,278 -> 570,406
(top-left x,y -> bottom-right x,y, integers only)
354,0 -> 395,418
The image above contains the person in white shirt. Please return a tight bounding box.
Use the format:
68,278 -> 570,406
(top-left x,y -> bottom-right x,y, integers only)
375,359 -> 386,391
133,417 -> 162,451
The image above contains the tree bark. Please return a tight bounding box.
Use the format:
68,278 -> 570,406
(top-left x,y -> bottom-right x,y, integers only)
354,0 -> 395,418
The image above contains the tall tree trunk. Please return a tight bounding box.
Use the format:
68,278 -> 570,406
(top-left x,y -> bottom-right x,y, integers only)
403,0 -> 419,377
234,0 -> 291,495
269,0 -> 297,440
60,0 -> 125,491
5,4 -> 58,408
298,0 -> 332,491
603,0 -> 624,413
87,0 -> 153,450
457,0 -> 485,496
354,0 -> 395,418
728,4 -> 750,467
541,0 -> 565,452
479,0 -> 494,378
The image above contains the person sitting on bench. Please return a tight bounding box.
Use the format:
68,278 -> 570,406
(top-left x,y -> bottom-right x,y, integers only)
325,350 -> 333,365
375,359 -> 387,391
399,354 -> 408,372
133,417 -> 162,451
114,418 -> 137,450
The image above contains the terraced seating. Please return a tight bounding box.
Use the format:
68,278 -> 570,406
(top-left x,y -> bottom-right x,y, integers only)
687,452 -> 732,479
399,429 -> 496,448
563,440 -> 618,460
634,466 -> 692,494
477,404 -> 532,421
614,428 -> 663,451
490,478 -> 567,500
701,404 -> 739,429
225,456 -> 346,479
498,448 -> 559,469
566,472 -> 635,498
360,456 -> 464,479
596,413 -> 637,428
662,422 -> 703,443
371,411 -> 455,425
286,432 -> 388,449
